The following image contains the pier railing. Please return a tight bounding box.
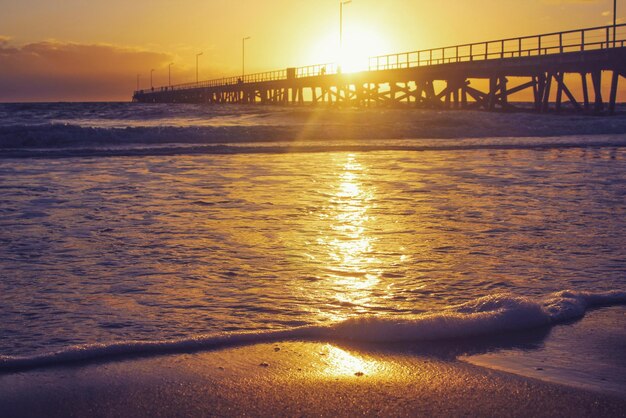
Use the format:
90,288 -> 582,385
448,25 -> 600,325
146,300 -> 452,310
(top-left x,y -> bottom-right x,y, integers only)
141,63 -> 338,94
136,24 -> 626,96
368,23 -> 626,71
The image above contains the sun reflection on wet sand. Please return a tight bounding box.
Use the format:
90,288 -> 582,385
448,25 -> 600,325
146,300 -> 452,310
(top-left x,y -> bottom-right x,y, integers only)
318,343 -> 380,377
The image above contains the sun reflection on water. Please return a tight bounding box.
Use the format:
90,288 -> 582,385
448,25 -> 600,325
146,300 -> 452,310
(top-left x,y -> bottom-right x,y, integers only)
319,154 -> 382,319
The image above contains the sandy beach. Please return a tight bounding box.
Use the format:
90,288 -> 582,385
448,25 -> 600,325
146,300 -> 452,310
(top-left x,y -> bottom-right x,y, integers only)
2,0 -> 626,416
0,338 -> 624,418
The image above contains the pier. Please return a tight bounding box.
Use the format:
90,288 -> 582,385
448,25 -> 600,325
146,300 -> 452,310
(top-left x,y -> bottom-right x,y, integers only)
134,24 -> 626,114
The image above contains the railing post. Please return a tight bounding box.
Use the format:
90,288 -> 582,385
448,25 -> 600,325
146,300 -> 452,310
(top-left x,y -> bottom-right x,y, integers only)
559,33 -> 563,53
485,42 -> 488,60
606,27 -> 610,48
501,40 -> 504,58
470,44 -> 473,61
518,38 -> 522,57
538,36 -> 542,55
581,30 -> 585,51
456,46 -> 459,62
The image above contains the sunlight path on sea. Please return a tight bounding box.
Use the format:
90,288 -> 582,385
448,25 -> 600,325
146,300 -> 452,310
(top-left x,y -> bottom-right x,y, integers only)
1,148 -> 625,356
317,154 -> 381,321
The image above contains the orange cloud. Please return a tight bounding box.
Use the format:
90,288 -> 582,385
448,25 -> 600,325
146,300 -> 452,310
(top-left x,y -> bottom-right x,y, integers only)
0,39 -> 174,102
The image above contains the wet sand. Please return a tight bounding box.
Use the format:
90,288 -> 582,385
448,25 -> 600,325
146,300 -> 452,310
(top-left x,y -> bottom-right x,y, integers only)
463,306 -> 626,396
1,340 -> 625,418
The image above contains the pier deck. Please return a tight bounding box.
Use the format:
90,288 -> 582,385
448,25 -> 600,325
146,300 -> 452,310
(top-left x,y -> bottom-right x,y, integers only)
134,24 -> 626,114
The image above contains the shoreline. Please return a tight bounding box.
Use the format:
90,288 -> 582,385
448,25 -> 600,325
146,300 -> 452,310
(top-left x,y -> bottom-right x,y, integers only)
1,340 -> 624,417
462,306 -> 626,397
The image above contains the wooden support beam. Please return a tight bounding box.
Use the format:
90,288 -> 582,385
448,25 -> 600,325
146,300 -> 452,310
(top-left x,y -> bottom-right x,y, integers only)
555,72 -> 564,112
541,72 -> 553,113
393,83 -> 412,104
555,73 -> 582,111
461,86 -> 468,109
402,82 -> 412,104
609,70 -> 619,115
488,77 -> 498,110
436,85 -> 451,101
360,84 -> 369,106
500,77 -> 508,109
390,83 -> 397,104
499,80 -> 536,98
533,74 -> 545,112
464,85 -> 487,101
591,71 -> 604,113
465,85 -> 488,109
422,81 -> 440,108
581,73 -> 590,111
414,83 -> 424,107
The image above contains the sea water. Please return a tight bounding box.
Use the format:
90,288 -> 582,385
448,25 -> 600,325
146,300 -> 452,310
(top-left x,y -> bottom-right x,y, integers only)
0,103 -> 625,392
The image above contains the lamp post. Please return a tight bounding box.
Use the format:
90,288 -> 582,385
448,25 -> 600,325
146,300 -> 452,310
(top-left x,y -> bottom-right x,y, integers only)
196,52 -> 203,84
168,63 -> 174,87
340,0 -> 352,51
242,36 -> 251,78
614,0 -> 617,45
150,69 -> 155,89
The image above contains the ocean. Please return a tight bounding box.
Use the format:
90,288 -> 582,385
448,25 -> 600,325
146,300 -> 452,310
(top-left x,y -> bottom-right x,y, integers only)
0,102 -> 625,393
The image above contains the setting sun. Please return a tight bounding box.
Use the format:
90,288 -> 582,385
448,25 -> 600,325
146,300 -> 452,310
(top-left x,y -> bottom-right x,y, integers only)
309,22 -> 391,72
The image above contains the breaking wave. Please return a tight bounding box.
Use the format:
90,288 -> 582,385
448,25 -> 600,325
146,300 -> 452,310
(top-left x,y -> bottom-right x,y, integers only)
1,290 -> 624,372
1,123 -> 626,159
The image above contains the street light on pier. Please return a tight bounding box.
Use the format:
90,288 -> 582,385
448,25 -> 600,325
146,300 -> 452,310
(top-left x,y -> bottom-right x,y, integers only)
614,0 -> 618,45
168,62 -> 174,87
150,69 -> 155,89
340,0 -> 352,51
242,36 -> 251,79
339,0 -> 352,72
196,52 -> 203,84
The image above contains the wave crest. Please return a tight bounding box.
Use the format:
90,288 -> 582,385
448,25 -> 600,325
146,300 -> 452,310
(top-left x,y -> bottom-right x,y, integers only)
2,124 -> 626,159
1,290 -> 624,371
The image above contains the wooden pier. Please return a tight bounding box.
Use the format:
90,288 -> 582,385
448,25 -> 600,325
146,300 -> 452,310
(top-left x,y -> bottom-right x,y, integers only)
134,24 -> 626,114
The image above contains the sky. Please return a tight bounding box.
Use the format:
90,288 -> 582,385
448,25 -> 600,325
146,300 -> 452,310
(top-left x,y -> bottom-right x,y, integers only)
0,0 -> 622,102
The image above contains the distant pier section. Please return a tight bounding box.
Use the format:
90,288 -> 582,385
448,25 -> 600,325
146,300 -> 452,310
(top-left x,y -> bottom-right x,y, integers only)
134,24 -> 626,114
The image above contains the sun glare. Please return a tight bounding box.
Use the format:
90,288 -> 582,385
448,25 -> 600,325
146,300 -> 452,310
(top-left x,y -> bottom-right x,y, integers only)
309,23 -> 389,73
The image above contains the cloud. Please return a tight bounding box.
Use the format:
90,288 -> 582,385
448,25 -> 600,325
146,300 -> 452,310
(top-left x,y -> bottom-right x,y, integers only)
0,39 -> 177,102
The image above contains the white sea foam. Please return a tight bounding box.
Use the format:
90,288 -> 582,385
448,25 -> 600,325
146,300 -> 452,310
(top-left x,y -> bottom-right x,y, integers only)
1,290 -> 624,372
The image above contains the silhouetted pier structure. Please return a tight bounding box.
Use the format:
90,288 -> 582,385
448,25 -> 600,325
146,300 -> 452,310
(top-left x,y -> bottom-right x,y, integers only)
134,24 -> 626,114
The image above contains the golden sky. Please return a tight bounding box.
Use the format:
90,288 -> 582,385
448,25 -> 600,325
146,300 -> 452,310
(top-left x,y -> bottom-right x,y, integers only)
0,0 -> 621,101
